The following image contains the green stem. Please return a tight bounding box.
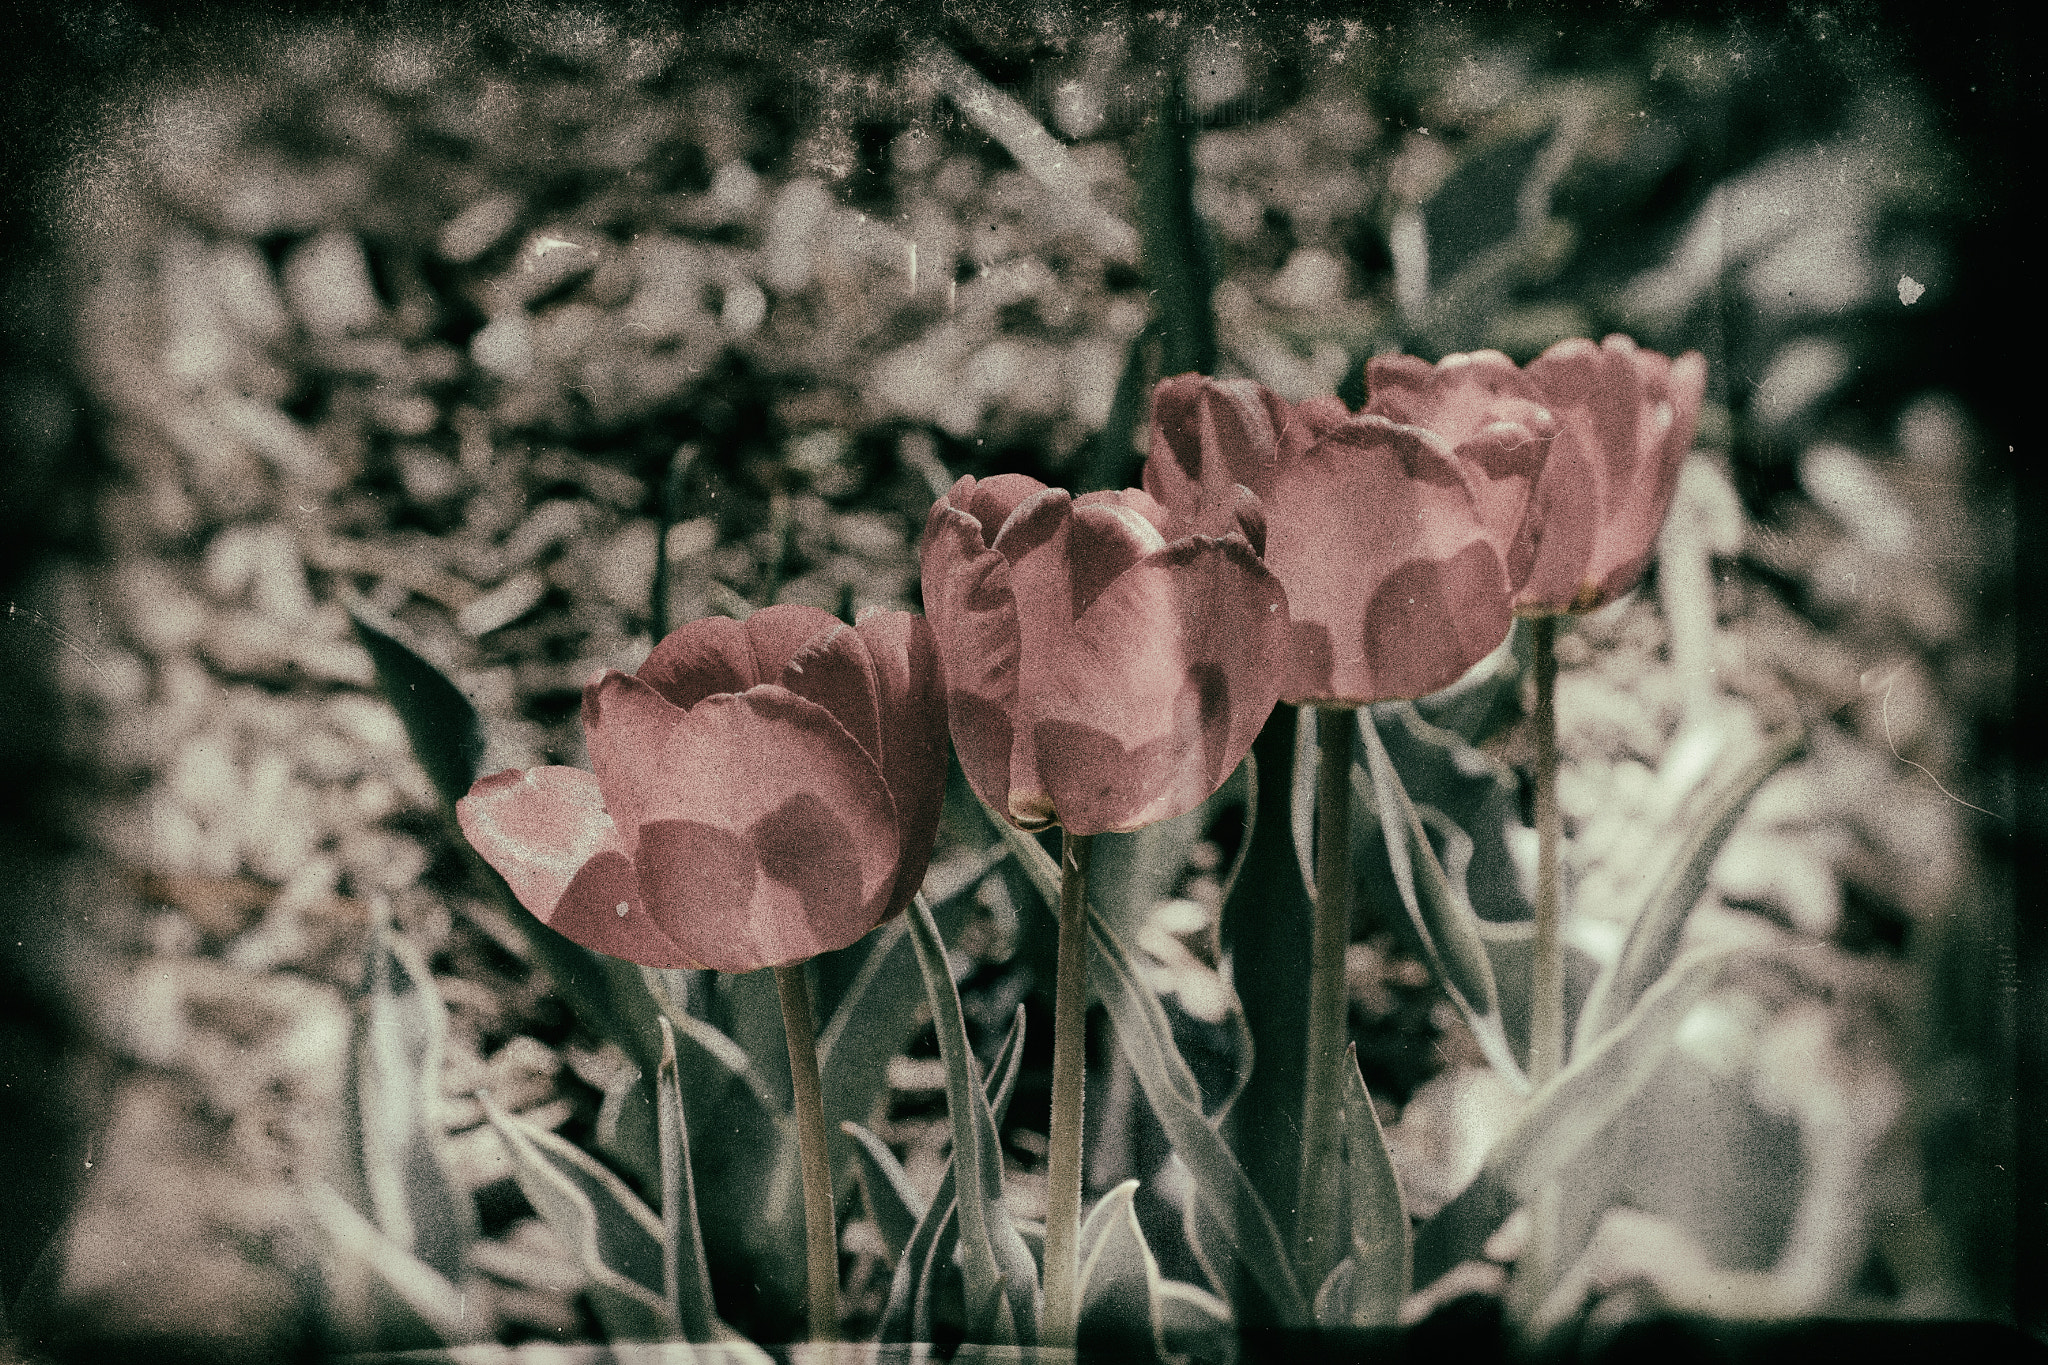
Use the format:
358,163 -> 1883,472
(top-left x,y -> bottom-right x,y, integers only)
1042,829 -> 1096,1348
1294,705 -> 1356,1290
1530,615 -> 1565,1086
774,961 -> 839,1343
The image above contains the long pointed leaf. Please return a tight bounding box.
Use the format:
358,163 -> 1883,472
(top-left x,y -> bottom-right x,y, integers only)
906,895 -> 1032,1344
478,1092 -> 676,1342
841,1121 -> 925,1261
877,1009 -> 1028,1344
1360,709 -> 1526,1088
1088,902 -> 1311,1328
657,1017 -> 720,1342
1075,1181 -> 1167,1360
304,1179 -> 483,1346
1158,1278 -> 1236,1361
1327,1045 -> 1409,1328
1572,729 -> 1806,1053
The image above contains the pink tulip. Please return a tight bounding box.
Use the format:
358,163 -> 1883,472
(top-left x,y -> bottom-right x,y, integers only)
1370,335 -> 1707,615
457,605 -> 947,973
920,473 -> 1288,836
1145,369 -> 1549,706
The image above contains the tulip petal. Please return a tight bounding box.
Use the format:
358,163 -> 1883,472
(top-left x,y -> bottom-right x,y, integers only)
1257,417 -> 1513,704
457,766 -> 694,967
1357,542 -> 1514,702
458,765 -> 630,920
743,603 -> 847,684
855,611 -> 949,915
779,618 -> 886,771
1147,374 -> 1290,498
1029,536 -> 1287,835
1364,349 -> 1549,452
550,850 -> 697,967
636,613 -> 759,711
956,473 -> 1050,549
921,491 -> 1024,821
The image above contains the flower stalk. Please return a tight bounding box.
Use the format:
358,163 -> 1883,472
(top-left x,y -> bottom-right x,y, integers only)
1294,704 -> 1356,1289
774,961 -> 840,1342
1530,615 -> 1565,1086
1042,828 -> 1096,1347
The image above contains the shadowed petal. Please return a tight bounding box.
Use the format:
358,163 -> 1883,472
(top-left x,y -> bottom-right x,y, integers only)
1031,536 -> 1287,834
778,618 -> 885,769
581,671 -> 682,862
743,603 -> 845,685
956,472 -> 1050,549
921,491 -> 1024,820
1146,374 -> 1292,508
855,611 -> 949,915
458,766 -> 629,919
636,613 -> 758,711
550,850 -> 695,967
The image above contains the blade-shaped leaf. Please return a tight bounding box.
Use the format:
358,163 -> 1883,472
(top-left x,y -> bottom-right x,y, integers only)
1411,624 -> 1525,749
1158,1278 -> 1235,1361
304,1178 -> 483,1346
1487,948 -> 1735,1203
1076,1181 -> 1167,1360
1572,729 -> 1806,1054
1360,708 -> 1526,1088
657,1017 -> 720,1343
819,875 -> 982,1199
906,895 -> 1034,1344
1217,713 -> 1315,1257
1327,1045 -> 1408,1328
1088,901 -> 1311,1329
1079,319 -> 1161,495
841,1121 -> 925,1262
346,912 -> 477,1281
877,1008 -> 1028,1345
478,1091 -> 676,1342
352,604 -> 666,1083
1137,46 -> 1217,377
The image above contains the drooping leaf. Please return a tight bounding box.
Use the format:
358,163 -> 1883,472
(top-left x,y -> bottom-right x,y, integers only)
478,1091 -> 675,1342
1324,1045 -> 1409,1328
1076,1181 -> 1167,1360
303,1179 -> 482,1346
656,1017 -> 721,1343
1157,1277 -> 1236,1361
1087,898 -> 1312,1328
344,912 -> 477,1282
877,1004 -> 1030,1345
906,896 -> 1036,1344
1572,729 -> 1806,1054
841,1121 -> 925,1263
1359,708 -> 1526,1087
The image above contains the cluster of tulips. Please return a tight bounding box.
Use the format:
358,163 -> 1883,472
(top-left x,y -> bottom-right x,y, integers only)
457,333 -> 1705,1342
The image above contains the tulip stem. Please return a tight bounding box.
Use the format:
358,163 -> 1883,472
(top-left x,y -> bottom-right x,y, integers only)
1043,828 -> 1096,1348
1294,704 -> 1356,1292
1530,615 -> 1565,1087
774,961 -> 840,1343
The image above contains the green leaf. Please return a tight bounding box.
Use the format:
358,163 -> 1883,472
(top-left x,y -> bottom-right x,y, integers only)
906,895 -> 1036,1344
1076,1181 -> 1167,1360
876,1005 -> 1029,1345
348,606 -> 485,812
1087,900 -> 1311,1328
1484,948 -> 1735,1204
344,913 -> 477,1281
1411,624 -> 1526,748
478,1091 -> 676,1342
1359,709 -> 1525,1087
1321,1045 -> 1409,1328
818,877 -> 983,1201
1572,729 -> 1806,1054
1217,712 -> 1316,1255
841,1121 -> 924,1262
303,1178 -> 483,1346
1079,320 -> 1161,494
1158,1277 -> 1236,1361
656,1017 -> 721,1343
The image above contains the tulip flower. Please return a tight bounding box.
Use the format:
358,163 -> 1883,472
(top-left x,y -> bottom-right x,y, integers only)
1145,367 -> 1551,707
457,604 -> 947,974
919,472 -> 1290,837
1367,334 -> 1707,615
